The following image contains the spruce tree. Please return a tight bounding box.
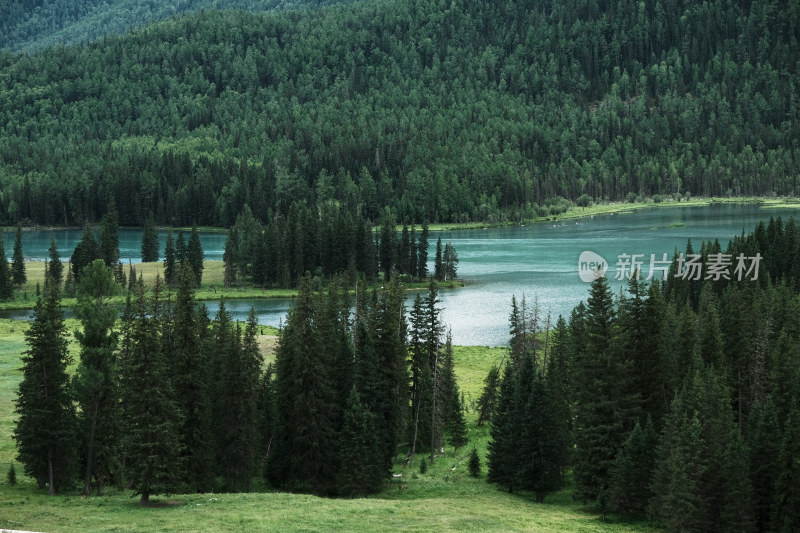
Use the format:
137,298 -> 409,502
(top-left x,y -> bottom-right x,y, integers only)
468,447 -> 481,477
99,200 -> 120,269
775,400 -> 800,532
140,211 -> 159,263
378,210 -> 395,280
12,223 -> 25,287
71,223 -> 98,283
187,225 -> 204,287
476,365 -> 500,427
0,237 -> 11,300
163,231 -> 176,285
219,310 -> 263,492
486,363 -> 517,492
118,276 -> 184,505
434,237 -> 444,281
441,334 -> 467,452
338,387 -> 382,496
748,397 -> 781,533
47,236 -> 62,288
610,418 -> 657,516
417,224 -> 429,280
258,364 -> 276,478
73,259 -> 119,496
721,427 -> 756,533
170,263 -> 213,492
13,282 -> 77,494
223,227 -> 239,288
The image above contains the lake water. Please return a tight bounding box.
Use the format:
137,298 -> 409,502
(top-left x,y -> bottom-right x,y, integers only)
4,204 -> 800,345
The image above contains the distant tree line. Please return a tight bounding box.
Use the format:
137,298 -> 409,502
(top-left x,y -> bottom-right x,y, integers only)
0,0 -> 798,227
484,216 -> 800,530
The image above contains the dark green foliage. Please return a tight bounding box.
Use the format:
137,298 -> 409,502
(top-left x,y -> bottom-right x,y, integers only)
419,458 -> 427,474
0,237 -> 11,300
258,365 -> 276,479
7,463 -> 16,486
71,224 -> 99,284
441,336 -> 467,452
468,447 -> 481,478
486,363 -> 516,492
378,210 -> 395,280
748,398 -> 781,533
775,401 -> 800,532
417,225 -> 429,281
338,387 -> 382,497
47,237 -> 62,288
12,224 -> 25,287
476,365 -> 500,427
1,1 -> 799,227
118,276 -> 184,505
434,238 -> 444,282
442,243 -> 458,281
186,225 -> 204,287
610,418 -> 658,517
721,428 -> 756,533
223,227 -> 239,288
169,263 -> 213,492
99,201 -> 120,269
73,259 -> 119,496
219,310 -> 263,492
163,231 -> 176,286
13,282 -> 77,495
140,211 -> 159,263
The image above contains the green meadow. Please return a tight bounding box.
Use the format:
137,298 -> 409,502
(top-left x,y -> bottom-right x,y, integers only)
0,318 -> 660,532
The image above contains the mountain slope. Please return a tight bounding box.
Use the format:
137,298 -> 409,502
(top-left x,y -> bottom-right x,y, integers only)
0,0 -> 798,227
0,0 -> 354,52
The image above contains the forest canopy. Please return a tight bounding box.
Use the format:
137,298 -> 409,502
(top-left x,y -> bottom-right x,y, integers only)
0,0 -> 798,227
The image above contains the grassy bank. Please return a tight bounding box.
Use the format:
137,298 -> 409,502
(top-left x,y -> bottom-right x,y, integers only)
0,321 -> 659,532
424,196 -> 800,231
0,261 -> 464,312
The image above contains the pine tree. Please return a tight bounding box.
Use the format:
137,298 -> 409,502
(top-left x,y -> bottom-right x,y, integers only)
223,227 -> 239,289
163,231 -> 176,285
268,275 -> 339,494
99,200 -> 120,268
12,223 -> 25,287
721,427 -> 756,533
747,398 -> 781,533
434,237 -> 444,281
378,210 -> 395,280
468,447 -> 481,477
258,364 -> 276,478
140,211 -> 159,263
338,387 -> 382,496
47,236 -> 62,288
219,310 -> 263,492
170,263 -> 213,492
476,365 -> 500,427
417,224 -> 429,280
13,282 -> 77,494
118,276 -> 184,505
441,335 -> 468,452
443,242 -> 459,281
775,400 -> 800,532
71,223 -> 98,283
0,237 -> 12,300
73,259 -> 119,496
610,418 -> 657,516
486,363 -> 517,492
187,225 -> 204,287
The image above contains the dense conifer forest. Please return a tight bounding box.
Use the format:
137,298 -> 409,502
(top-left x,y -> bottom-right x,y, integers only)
1,0 -> 799,227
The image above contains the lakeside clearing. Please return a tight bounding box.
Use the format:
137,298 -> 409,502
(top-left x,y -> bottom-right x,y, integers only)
0,320 -> 659,532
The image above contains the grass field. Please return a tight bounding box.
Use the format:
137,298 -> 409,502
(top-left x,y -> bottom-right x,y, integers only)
0,318 -> 662,532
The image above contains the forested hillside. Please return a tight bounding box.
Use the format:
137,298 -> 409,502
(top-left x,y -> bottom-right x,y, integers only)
0,0 -> 354,52
0,0 -> 798,227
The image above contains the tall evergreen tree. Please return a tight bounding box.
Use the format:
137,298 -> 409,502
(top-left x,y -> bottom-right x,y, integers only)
186,225 -> 204,287
140,211 -> 159,263
440,334 -> 467,452
118,276 -> 184,505
721,427 -> 756,533
223,227 -> 240,289
610,418 -> 658,516
47,236 -> 62,288
417,224 -> 429,280
13,282 -> 77,494
71,223 -> 98,283
434,237 -> 444,281
99,200 -> 120,268
338,387 -> 382,496
0,237 -> 11,300
219,309 -> 263,492
12,223 -> 25,287
476,365 -> 500,427
378,210 -> 395,280
163,231 -> 177,285
775,401 -> 800,532
73,259 -> 119,496
170,263 -> 213,492
747,397 -> 781,533
486,363 -> 517,492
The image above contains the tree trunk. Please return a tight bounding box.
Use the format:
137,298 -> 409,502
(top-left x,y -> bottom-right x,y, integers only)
140,492 -> 150,506
47,447 -> 55,496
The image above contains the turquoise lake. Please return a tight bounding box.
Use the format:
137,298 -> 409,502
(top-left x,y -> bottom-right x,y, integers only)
3,204 -> 799,346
